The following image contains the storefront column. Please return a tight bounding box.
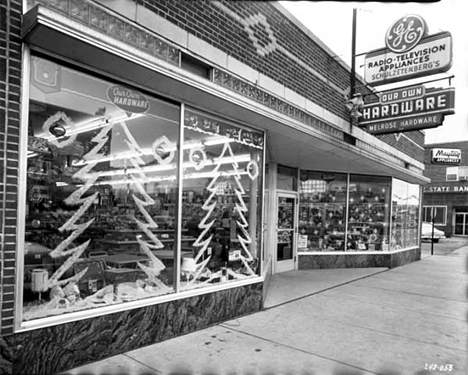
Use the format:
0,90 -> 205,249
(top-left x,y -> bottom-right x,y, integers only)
248,149 -> 259,258
265,162 -> 278,272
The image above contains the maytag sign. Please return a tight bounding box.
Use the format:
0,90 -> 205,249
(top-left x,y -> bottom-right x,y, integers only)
364,14 -> 453,86
358,86 -> 455,134
431,148 -> 461,165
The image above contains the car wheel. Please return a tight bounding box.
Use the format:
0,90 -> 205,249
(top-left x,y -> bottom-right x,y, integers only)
432,238 -> 439,243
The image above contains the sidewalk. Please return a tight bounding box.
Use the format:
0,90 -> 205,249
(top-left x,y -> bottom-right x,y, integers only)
60,246 -> 468,375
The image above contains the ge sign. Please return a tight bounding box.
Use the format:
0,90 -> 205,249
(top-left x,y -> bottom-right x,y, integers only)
385,14 -> 428,53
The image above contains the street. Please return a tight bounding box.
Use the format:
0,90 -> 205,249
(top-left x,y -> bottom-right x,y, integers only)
421,236 -> 468,257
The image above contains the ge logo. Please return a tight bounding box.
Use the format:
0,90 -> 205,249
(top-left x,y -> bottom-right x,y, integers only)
385,14 -> 427,53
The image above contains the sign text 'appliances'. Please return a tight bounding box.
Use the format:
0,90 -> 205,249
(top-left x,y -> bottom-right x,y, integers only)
364,31 -> 452,86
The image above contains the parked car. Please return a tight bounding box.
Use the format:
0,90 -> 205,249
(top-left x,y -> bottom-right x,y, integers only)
421,222 -> 446,243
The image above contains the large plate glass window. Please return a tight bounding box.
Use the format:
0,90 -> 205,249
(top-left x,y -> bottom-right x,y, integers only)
298,171 -> 348,252
391,179 -> 420,250
347,175 -> 391,251
23,55 -> 180,321
181,108 -> 264,289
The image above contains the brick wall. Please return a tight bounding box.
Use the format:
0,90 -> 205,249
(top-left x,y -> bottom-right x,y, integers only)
377,133 -> 425,163
137,0 -> 424,159
0,0 -> 22,336
140,0 -> 351,120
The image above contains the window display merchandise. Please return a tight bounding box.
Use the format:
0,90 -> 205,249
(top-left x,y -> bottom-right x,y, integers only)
298,171 -> 405,252
298,171 -> 348,251
22,56 -> 264,322
347,175 -> 391,251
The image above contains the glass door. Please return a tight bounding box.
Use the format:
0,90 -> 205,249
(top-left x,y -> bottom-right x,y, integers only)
275,193 -> 297,273
454,213 -> 468,236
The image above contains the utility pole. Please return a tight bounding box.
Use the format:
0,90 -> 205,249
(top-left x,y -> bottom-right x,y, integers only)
350,8 -> 357,99
347,8 -> 358,133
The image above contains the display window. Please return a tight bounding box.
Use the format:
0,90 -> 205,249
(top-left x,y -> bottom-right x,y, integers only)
391,179 -> 420,250
180,108 -> 264,289
23,55 -> 181,321
21,55 -> 265,322
298,171 -> 348,251
298,171 -> 393,252
347,175 -> 391,251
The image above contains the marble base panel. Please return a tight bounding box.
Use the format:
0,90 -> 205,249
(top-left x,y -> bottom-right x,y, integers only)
298,248 -> 421,269
4,283 -> 263,375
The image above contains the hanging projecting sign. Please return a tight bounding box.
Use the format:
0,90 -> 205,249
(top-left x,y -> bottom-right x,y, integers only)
107,85 -> 150,114
431,148 -> 461,165
364,14 -> 453,86
358,86 -> 455,134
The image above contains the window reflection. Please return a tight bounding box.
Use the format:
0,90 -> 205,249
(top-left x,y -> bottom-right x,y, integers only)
391,179 -> 420,250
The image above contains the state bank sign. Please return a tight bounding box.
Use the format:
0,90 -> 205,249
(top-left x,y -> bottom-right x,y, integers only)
364,15 -> 453,86
358,85 -> 455,134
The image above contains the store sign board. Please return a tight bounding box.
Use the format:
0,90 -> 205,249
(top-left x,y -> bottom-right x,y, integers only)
364,31 -> 453,86
431,148 -> 461,165
358,87 -> 455,135
364,114 -> 442,135
424,185 -> 468,193
107,85 -> 150,114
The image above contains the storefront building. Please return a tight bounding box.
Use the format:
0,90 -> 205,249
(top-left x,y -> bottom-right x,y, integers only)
422,141 -> 468,237
0,1 -> 429,373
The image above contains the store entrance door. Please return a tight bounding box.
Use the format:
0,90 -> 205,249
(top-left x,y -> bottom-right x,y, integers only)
275,193 -> 297,273
454,213 -> 468,235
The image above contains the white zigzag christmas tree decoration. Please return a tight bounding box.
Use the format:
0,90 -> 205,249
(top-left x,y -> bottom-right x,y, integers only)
188,142 -> 257,286
47,120 -> 115,289
116,120 -> 167,279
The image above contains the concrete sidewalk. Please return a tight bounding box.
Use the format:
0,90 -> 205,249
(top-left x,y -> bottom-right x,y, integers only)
60,247 -> 468,375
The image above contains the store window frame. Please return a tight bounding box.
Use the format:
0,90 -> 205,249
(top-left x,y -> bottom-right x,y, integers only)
422,206 -> 447,225
15,48 -> 266,331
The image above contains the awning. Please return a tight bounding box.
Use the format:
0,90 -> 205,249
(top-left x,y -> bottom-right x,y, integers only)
22,4 -> 429,185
